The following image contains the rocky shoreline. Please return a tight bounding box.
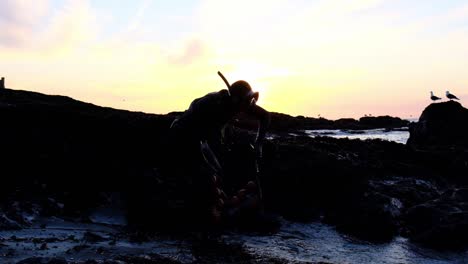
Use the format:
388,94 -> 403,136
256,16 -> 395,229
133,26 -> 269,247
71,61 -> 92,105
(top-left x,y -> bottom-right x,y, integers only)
1,88 -> 468,263
229,110 -> 409,133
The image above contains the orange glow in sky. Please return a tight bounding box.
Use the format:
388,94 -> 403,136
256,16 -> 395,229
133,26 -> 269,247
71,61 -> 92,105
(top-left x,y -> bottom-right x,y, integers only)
1,0 -> 467,119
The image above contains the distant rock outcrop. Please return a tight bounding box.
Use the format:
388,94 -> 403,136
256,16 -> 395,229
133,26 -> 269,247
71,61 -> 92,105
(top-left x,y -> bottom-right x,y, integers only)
234,112 -> 409,132
407,101 -> 468,148
0,77 -> 4,90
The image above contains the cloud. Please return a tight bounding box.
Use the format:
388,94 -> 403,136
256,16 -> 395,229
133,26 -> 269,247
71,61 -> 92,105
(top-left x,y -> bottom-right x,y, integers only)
196,0 -> 390,65
0,0 -> 49,46
125,0 -> 154,32
0,0 -> 98,54
168,39 -> 206,65
37,0 -> 97,53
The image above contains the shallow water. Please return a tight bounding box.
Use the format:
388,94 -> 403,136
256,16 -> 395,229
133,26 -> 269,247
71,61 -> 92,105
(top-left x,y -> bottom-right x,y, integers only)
225,220 -> 468,264
305,128 -> 410,144
2,217 -> 468,263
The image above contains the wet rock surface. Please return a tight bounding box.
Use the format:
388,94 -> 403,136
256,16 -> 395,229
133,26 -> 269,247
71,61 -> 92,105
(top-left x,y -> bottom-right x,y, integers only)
405,188 -> 468,249
257,135 -> 464,243
0,218 -> 290,264
1,88 -> 468,262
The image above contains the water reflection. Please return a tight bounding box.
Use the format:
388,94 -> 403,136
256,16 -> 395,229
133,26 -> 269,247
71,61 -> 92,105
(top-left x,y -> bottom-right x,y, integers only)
305,128 -> 410,144
225,221 -> 468,264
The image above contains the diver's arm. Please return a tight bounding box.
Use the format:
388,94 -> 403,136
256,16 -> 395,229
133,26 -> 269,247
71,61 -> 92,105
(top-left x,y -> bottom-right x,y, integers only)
248,105 -> 271,157
250,105 -> 270,142
200,141 -> 223,175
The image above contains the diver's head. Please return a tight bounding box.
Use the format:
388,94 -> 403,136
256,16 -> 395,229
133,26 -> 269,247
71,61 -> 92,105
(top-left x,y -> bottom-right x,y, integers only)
229,80 -> 259,110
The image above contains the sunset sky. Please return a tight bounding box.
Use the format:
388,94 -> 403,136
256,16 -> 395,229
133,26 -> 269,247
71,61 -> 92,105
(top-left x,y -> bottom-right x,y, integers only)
1,0 -> 467,119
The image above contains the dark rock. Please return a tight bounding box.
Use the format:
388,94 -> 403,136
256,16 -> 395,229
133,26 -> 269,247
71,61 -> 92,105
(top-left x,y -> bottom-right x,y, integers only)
39,242 -> 48,250
0,88 -> 175,224
359,115 -> 409,130
324,187 -> 404,242
405,188 -> 468,248
66,245 -> 90,254
16,257 -> 67,264
408,101 -> 468,148
114,254 -> 181,264
0,212 -> 22,230
233,111 -> 408,132
95,246 -> 105,254
255,136 -> 398,240
81,261 -> 98,264
368,178 -> 441,209
334,118 -> 360,129
83,231 -> 106,243
256,134 -> 462,242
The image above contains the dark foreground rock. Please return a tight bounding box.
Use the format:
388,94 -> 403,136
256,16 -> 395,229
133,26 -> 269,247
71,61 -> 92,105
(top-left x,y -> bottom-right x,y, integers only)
404,188 -> 468,249
0,88 -> 468,253
257,136 -> 460,242
408,101 -> 468,148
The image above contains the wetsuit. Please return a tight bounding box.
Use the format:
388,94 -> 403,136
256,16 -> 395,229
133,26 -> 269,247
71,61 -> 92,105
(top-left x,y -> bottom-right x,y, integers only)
169,89 -> 270,226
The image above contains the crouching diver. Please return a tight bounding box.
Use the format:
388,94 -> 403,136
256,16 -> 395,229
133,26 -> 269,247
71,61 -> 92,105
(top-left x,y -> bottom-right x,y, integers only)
169,71 -> 270,228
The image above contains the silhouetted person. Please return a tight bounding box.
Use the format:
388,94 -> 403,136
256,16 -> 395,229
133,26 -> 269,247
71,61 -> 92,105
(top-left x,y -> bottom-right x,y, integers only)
446,91 -> 460,100
0,77 -> 4,90
430,91 -> 441,102
168,76 -> 270,227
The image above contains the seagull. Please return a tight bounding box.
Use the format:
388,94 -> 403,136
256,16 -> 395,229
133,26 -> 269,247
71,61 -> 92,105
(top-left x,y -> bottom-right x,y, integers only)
446,91 -> 460,100
430,91 -> 441,102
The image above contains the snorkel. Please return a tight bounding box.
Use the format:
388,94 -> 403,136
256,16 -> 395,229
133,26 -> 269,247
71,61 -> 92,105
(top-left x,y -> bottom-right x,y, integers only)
218,71 -> 231,95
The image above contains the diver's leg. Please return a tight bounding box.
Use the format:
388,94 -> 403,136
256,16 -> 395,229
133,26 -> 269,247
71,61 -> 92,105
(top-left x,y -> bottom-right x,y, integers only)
197,141 -> 228,226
